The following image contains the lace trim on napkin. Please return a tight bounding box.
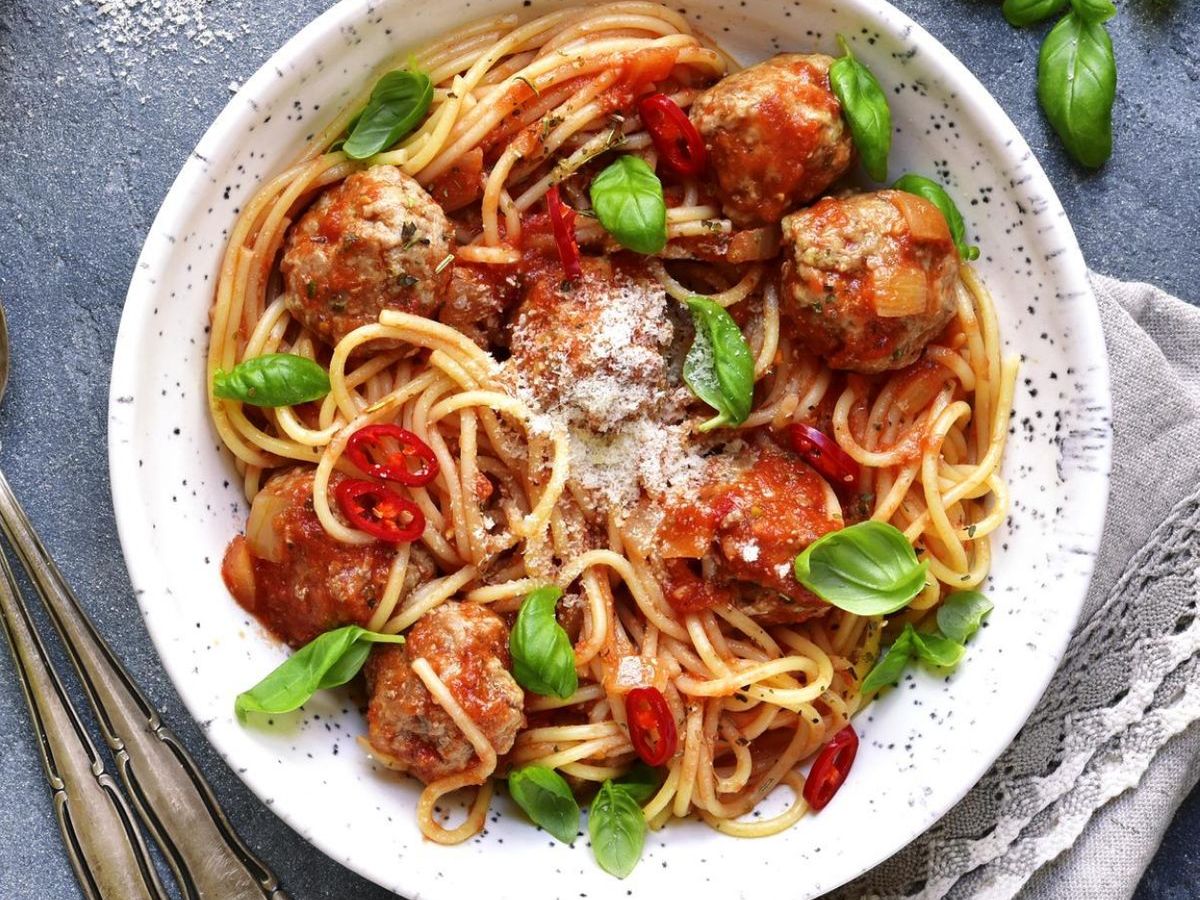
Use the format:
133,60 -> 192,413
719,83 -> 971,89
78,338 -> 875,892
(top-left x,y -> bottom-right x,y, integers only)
834,483 -> 1200,900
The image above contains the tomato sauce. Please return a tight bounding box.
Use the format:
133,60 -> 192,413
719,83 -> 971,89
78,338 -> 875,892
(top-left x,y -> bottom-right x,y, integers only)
659,446 -> 841,614
220,471 -> 396,647
426,147 -> 484,212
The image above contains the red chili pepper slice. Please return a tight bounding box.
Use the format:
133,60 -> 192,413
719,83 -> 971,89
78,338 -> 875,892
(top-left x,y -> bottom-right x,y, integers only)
345,424 -> 439,487
335,478 -> 425,543
788,423 -> 859,490
625,686 -> 678,766
802,725 -> 859,811
637,92 -> 707,178
545,185 -> 583,281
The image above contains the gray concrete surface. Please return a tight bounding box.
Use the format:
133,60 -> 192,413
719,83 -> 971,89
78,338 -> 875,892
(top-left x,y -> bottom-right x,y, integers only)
0,1 -> 1195,897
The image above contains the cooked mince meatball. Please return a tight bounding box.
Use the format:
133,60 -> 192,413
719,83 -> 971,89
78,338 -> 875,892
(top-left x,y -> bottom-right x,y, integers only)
780,190 -> 960,373
364,602 -> 525,784
220,467 -> 435,647
505,257 -> 675,431
437,261 -> 521,351
281,165 -> 454,346
690,54 -> 853,227
658,443 -> 841,624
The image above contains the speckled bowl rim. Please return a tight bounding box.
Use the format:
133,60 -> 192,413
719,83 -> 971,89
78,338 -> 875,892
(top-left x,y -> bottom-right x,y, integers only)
109,0 -> 1112,896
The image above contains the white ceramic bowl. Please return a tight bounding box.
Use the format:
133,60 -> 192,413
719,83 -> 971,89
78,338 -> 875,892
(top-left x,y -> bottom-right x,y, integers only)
108,1 -> 1112,896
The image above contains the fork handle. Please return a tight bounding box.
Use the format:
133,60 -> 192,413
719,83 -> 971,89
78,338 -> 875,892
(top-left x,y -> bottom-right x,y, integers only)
0,548 -> 167,900
0,471 -> 285,900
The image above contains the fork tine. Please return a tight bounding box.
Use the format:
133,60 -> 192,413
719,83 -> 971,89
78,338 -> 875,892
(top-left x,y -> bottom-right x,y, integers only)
0,542 -> 168,900
0,470 -> 286,899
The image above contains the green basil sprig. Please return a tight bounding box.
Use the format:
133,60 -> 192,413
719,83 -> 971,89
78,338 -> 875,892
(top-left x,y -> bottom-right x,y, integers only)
510,586 -> 578,699
936,590 -> 995,644
892,173 -> 980,261
793,521 -> 928,615
683,297 -> 755,432
213,353 -> 331,407
1070,0 -> 1117,24
508,765 -> 580,844
859,625 -> 916,695
589,780 -> 646,879
860,591 -> 994,695
829,35 -> 892,182
343,70 -> 433,160
1002,0 -> 1068,27
235,625 -> 404,721
589,155 -> 667,254
911,629 -> 966,667
1037,10 -> 1117,168
507,764 -> 658,872
612,762 -> 663,805
860,624 -> 953,694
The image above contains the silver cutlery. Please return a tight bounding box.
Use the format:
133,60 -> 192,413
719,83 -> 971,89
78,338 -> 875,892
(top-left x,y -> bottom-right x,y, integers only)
0,300 -> 286,899
0,526 -> 167,900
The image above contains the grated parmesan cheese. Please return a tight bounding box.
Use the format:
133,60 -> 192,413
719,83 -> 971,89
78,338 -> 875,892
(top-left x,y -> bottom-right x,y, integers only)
503,265 -> 709,514
68,0 -> 243,85
564,418 -> 709,510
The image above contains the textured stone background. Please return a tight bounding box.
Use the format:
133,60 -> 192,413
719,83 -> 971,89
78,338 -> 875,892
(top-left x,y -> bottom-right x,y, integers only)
0,1 -> 1195,898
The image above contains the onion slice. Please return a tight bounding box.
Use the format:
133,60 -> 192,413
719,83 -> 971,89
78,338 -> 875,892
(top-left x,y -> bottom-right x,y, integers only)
603,655 -> 668,695
872,265 -> 929,318
245,490 -> 290,563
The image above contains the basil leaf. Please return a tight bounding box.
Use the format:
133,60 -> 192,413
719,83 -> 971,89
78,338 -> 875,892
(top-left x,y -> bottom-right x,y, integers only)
910,628 -> 966,668
235,625 -> 405,720
508,765 -> 580,844
589,155 -> 667,254
1037,11 -> 1117,168
682,321 -> 728,424
892,173 -> 980,261
317,640 -> 372,691
213,353 -> 331,407
936,590 -> 994,644
343,70 -> 433,160
683,297 -> 755,432
861,622 -> 966,692
612,762 -> 662,805
793,521 -> 928,615
510,586 -> 578,699
1070,0 -> 1117,23
859,626 -> 916,695
859,593 -> 992,697
829,35 -> 892,182
1003,0 -> 1069,27
589,780 -> 646,879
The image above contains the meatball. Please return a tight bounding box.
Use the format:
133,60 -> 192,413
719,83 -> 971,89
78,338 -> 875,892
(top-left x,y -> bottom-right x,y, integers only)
437,261 -> 521,350
690,55 -> 853,227
504,257 -> 675,431
780,190 -> 960,373
364,601 -> 525,784
658,443 -> 841,624
281,165 -> 454,347
220,467 -> 433,647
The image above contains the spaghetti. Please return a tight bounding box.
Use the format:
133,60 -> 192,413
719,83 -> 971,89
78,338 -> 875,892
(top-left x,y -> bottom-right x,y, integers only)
209,2 -> 1017,854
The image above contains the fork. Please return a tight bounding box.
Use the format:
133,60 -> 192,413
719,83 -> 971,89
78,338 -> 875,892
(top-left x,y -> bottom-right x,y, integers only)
0,300 -> 286,899
0,533 -> 167,899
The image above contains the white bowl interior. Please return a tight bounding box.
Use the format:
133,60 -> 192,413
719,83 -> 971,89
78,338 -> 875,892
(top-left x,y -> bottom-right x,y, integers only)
108,1 -> 1112,897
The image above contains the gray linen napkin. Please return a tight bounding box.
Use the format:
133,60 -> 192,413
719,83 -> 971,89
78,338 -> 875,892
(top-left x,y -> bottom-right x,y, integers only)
833,274 -> 1200,900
